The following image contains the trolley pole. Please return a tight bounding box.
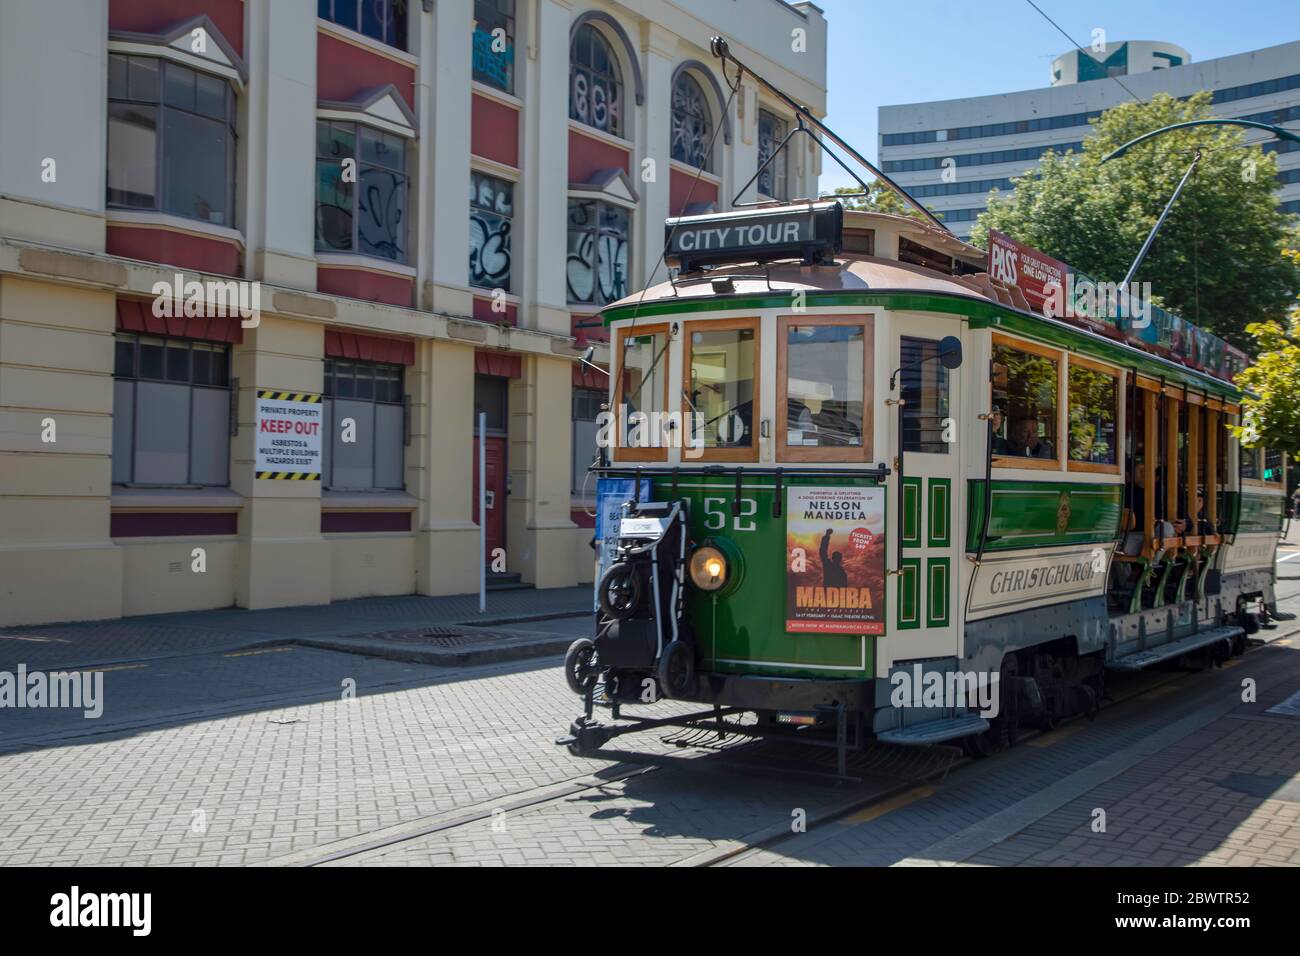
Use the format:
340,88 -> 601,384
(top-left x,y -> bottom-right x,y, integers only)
479,411 -> 486,614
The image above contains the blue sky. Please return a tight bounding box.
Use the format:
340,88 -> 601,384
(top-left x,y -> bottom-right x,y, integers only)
815,0 -> 1300,191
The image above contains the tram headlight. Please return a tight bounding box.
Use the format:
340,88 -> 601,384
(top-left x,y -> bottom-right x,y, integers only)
689,545 -> 729,591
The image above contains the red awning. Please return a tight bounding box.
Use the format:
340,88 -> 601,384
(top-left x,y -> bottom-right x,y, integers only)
475,350 -> 521,378
324,329 -> 416,365
115,298 -> 244,344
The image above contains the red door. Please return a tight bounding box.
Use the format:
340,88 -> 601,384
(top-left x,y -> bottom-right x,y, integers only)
473,435 -> 507,563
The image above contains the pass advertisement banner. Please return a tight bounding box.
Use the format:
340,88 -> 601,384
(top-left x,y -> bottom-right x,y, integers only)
785,486 -> 886,634
987,229 -> 1066,317
255,390 -> 322,480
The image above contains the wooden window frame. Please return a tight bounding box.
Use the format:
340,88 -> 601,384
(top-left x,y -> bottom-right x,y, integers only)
613,322 -> 670,463
681,316 -> 761,463
775,314 -> 873,463
1065,354 -> 1121,475
991,332 -> 1065,472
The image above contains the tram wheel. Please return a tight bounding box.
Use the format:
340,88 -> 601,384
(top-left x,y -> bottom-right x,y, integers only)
598,562 -> 644,620
656,641 -> 695,699
564,638 -> 600,695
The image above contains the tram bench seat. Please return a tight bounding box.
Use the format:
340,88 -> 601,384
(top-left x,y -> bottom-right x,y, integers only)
876,714 -> 990,746
1106,625 -> 1243,671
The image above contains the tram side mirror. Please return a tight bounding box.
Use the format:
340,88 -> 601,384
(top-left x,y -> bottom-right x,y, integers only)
938,336 -> 963,370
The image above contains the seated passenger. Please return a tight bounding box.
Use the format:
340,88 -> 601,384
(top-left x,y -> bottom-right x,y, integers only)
1010,416 -> 1054,459
1195,488 -> 1217,536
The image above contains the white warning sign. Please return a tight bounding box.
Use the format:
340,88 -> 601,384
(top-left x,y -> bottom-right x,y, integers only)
255,390 -> 322,479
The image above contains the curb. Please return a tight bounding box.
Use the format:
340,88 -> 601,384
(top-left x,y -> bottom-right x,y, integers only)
288,631 -> 579,667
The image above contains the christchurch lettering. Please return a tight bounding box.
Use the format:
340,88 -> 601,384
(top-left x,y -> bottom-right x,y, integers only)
50,886 -> 151,936
989,559 -> 1097,595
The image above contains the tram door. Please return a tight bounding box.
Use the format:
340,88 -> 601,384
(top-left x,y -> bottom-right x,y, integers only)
890,319 -> 963,662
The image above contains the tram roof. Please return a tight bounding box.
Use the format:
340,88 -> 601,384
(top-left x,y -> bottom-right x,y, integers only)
600,254 -> 1245,401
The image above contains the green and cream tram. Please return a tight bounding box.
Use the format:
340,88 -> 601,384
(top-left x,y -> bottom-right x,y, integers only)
559,200 -> 1287,773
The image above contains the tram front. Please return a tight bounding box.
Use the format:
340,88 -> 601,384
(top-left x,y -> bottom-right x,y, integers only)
560,201 -> 977,772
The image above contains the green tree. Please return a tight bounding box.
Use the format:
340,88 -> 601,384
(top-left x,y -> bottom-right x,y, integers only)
831,183 -> 930,221
966,92 -> 1299,349
1236,246 -> 1300,457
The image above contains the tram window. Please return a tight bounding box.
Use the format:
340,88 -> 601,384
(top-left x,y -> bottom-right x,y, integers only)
991,339 -> 1059,465
684,320 -> 758,457
900,336 -> 950,454
615,324 -> 669,458
1067,363 -> 1118,467
779,317 -> 870,460
1263,448 -> 1284,484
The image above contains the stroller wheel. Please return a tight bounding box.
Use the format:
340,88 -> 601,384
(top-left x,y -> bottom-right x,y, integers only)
598,562 -> 644,620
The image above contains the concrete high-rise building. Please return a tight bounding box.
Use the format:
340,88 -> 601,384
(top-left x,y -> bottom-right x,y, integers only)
879,39 -> 1300,240
0,0 -> 828,626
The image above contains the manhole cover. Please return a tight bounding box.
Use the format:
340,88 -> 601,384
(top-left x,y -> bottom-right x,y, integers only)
374,629 -> 499,647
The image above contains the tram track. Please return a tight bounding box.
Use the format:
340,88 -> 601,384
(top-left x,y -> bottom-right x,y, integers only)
271,583 -> 1300,867
252,561 -> 1300,867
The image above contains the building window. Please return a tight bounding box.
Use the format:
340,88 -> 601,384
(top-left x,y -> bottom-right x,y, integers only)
566,199 -> 629,305
570,23 -> 623,137
322,359 -> 405,490
671,71 -> 713,171
107,55 -> 237,227
757,109 -> 789,200
469,172 -> 514,293
900,337 -> 950,454
473,374 -> 509,432
315,121 -> 409,262
991,338 -> 1060,466
473,0 -> 516,93
1067,363 -> 1118,468
1263,448 -> 1285,484
112,332 -> 231,486
572,386 -> 604,492
318,0 -> 407,50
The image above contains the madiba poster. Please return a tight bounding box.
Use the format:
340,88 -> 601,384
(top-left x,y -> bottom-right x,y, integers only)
786,486 -> 886,634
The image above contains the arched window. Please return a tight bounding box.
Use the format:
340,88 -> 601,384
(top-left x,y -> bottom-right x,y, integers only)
671,71 -> 713,171
570,24 -> 623,137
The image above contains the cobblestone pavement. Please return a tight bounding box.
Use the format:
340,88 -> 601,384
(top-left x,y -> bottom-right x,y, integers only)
0,566 -> 1297,867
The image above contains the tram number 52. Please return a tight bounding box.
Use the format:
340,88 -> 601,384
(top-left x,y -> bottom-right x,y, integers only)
703,497 -> 757,532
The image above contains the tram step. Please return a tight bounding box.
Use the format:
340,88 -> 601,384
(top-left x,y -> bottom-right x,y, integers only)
1106,625 -> 1243,672
876,714 -> 990,746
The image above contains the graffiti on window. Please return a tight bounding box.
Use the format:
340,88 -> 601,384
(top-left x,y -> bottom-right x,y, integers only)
315,121 -> 407,262
570,24 -> 623,137
567,199 -> 629,305
671,72 -> 713,171
469,172 -> 514,292
472,26 -> 514,92
758,109 -> 789,200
